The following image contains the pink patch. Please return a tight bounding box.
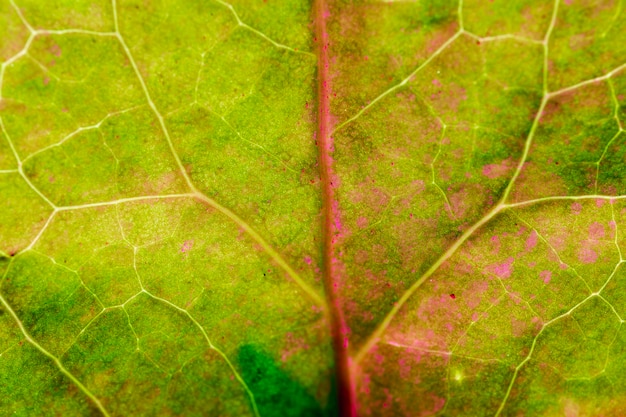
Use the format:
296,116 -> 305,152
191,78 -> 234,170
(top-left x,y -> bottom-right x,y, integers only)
596,199 -> 606,207
481,159 -> 512,179
578,247 -> 598,264
492,257 -> 514,278
471,312 -> 479,322
357,217 -> 368,228
525,230 -> 538,251
180,240 -> 194,253
588,222 -> 605,239
539,270 -> 552,284
571,202 -> 582,214
432,78 -> 442,87
490,235 -> 501,254
304,256 -> 312,265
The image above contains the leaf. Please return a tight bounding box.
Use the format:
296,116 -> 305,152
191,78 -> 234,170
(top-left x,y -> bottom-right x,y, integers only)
1,0 -> 626,416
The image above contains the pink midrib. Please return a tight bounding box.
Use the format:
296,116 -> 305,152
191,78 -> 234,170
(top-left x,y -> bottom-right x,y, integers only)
314,0 -> 357,415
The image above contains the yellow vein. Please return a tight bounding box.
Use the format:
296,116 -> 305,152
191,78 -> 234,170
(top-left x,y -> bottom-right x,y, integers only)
142,290 -> 260,417
355,0 -> 563,362
193,192 -> 325,305
111,1 -> 320,305
548,62 -> 626,98
354,201 -> 505,364
0,289 -> 111,417
212,0 -> 314,57
111,0 -> 196,194
332,30 -> 463,134
56,193 -> 194,211
504,194 -> 626,210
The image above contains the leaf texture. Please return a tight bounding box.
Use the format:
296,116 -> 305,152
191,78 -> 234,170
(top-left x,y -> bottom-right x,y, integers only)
1,0 -> 626,416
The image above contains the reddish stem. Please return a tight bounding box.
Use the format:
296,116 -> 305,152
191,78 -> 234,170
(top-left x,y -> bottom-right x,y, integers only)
314,0 -> 357,415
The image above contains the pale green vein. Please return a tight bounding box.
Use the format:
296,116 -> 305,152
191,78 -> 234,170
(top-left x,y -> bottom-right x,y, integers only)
354,200 -> 505,364
548,62 -> 626,98
193,192 -> 325,305
493,286 -> 622,416
111,0 -> 322,306
111,0 -> 195,194
212,0 -> 314,57
56,193 -> 194,212
504,194 -> 626,210
355,0 -> 562,364
332,30 -> 463,134
511,211 -> 593,293
385,341 -> 504,364
123,249 -> 260,415
610,200 -> 624,261
0,117 -> 57,209
464,31 -> 544,45
204,105 -> 299,175
496,238 -> 624,414
0,283 -> 111,416
23,106 -> 143,163
142,290 -> 261,417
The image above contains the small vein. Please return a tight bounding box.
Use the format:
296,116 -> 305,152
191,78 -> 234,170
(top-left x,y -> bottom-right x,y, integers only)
56,193 -> 194,212
192,192 -> 325,305
464,31 -> 544,46
548,62 -> 626,99
494,291 -> 605,416
111,1 -> 320,306
211,0 -> 314,57
430,123 -> 456,219
129,248 -> 260,417
9,0 -> 34,32
504,194 -> 626,210
510,211 -> 592,294
22,106 -> 143,163
354,201 -> 505,364
355,0 -> 562,364
610,200 -> 623,261
205,106 -> 299,175
111,0 -> 195,194
34,29 -> 117,36
0,285 -> 111,416
332,30 -> 463,134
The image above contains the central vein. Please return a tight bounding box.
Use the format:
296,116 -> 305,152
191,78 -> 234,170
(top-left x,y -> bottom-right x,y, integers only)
314,0 -> 357,415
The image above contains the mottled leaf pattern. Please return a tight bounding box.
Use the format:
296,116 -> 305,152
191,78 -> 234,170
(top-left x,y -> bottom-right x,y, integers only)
1,0 -> 626,416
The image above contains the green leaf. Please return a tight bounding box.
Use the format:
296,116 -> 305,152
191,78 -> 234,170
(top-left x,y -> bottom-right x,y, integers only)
1,0 -> 626,415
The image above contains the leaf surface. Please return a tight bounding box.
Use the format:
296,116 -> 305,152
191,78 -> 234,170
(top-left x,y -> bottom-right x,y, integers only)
1,0 -> 626,416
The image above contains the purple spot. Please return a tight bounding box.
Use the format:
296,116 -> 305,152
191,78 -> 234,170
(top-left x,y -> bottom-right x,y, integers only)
481,159 -> 512,179
356,217 -> 368,228
180,240 -> 194,253
578,247 -> 598,264
492,257 -> 514,278
588,222 -> 605,239
539,270 -> 552,284
525,230 -> 538,251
